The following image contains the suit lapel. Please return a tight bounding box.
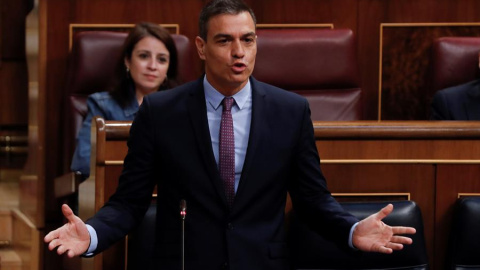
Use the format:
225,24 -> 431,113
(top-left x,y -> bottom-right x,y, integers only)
235,78 -> 267,202
187,79 -> 228,206
465,83 -> 480,120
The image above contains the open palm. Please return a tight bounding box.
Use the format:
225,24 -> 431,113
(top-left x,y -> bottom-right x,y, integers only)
352,204 -> 416,254
44,204 -> 90,258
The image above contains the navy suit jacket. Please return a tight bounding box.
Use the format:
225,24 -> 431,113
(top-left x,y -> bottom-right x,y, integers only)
86,77 -> 358,270
431,79 -> 480,120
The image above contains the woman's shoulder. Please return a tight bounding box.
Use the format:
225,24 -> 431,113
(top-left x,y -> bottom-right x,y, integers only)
87,91 -> 124,110
88,91 -> 113,101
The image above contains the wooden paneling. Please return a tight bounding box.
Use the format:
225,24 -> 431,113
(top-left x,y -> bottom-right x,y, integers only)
380,23 -> 480,120
0,62 -> 28,126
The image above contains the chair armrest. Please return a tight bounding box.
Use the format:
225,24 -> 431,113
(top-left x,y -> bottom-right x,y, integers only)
54,171 -> 82,198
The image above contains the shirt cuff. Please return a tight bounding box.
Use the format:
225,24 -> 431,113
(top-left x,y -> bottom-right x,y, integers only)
84,224 -> 98,256
348,222 -> 359,249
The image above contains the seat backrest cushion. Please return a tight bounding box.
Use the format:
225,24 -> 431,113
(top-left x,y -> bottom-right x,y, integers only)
432,37 -> 480,92
288,200 -> 428,270
253,28 -> 362,120
449,197 -> 480,269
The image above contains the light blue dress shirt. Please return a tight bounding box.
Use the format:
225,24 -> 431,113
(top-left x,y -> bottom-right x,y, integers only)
203,75 -> 252,192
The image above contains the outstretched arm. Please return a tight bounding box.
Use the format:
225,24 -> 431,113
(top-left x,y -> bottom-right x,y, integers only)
44,204 -> 91,258
352,204 -> 416,254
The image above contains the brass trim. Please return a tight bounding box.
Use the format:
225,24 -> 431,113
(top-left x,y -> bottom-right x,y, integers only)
458,193 -> 480,198
11,208 -> 36,229
257,23 -> 334,29
69,23 -> 180,50
0,240 -> 10,247
105,159 -> 480,166
378,22 -> 480,120
321,159 -> 480,164
378,23 -> 384,121
104,160 -> 124,165
332,192 -> 410,200
0,135 -> 28,143
19,174 -> 38,181
381,22 -> 480,27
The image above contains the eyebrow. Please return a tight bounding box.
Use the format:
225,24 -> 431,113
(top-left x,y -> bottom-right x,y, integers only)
135,50 -> 170,56
213,32 -> 256,40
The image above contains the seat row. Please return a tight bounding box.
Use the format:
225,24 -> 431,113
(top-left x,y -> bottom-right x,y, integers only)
129,197 -> 480,270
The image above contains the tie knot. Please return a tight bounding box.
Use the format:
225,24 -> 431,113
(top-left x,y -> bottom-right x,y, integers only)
223,97 -> 234,112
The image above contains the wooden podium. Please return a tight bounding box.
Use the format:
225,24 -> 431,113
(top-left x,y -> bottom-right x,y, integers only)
85,119 -> 480,270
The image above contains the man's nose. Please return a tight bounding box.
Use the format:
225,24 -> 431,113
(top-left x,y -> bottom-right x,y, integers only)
232,40 -> 245,58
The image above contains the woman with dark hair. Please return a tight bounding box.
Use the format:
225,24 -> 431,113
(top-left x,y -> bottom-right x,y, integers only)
71,22 -> 178,180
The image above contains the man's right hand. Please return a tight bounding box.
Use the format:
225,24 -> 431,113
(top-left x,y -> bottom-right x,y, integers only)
44,204 -> 91,258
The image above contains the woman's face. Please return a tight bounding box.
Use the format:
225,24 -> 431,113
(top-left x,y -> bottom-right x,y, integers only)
125,36 -> 170,95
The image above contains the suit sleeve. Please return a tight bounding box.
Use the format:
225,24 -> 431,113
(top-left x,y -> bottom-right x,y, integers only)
431,90 -> 451,120
288,99 -> 359,249
85,96 -> 157,254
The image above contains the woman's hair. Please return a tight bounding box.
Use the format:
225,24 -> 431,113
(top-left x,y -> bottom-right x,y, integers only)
110,22 -> 179,108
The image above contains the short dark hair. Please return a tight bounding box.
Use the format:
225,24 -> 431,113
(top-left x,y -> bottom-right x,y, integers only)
110,22 -> 179,108
199,0 -> 257,41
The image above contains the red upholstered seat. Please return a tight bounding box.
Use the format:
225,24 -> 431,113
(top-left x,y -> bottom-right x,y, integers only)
432,37 -> 480,92
253,28 -> 362,120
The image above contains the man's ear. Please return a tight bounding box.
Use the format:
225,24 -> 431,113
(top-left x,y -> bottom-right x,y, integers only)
195,36 -> 206,60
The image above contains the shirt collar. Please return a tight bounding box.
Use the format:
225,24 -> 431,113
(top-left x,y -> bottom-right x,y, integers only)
124,97 -> 140,117
203,75 -> 251,111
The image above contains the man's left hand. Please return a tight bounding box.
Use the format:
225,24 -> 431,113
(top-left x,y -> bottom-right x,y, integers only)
352,204 -> 416,254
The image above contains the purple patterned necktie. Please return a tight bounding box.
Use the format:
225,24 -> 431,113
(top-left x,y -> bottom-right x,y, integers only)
219,97 -> 235,206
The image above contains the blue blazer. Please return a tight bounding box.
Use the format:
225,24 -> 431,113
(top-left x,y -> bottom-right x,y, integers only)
86,77 -> 358,270
431,79 -> 480,120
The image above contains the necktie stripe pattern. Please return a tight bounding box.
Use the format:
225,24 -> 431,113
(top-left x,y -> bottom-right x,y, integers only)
219,97 -> 235,206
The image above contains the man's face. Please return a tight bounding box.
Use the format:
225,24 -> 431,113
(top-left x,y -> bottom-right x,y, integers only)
195,11 -> 257,96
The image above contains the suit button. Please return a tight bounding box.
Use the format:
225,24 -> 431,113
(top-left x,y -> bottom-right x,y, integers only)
227,223 -> 234,230
222,262 -> 229,269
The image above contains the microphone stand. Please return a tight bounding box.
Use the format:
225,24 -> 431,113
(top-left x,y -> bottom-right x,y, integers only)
180,199 -> 187,270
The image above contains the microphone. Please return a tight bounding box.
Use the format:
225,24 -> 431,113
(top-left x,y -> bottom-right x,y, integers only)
180,199 -> 187,270
180,199 -> 187,220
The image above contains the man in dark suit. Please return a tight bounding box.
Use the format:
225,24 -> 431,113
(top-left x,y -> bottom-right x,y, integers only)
45,0 -> 415,269
431,78 -> 480,120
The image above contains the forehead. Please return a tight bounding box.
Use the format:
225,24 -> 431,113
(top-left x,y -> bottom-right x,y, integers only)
207,12 -> 255,38
133,36 -> 169,53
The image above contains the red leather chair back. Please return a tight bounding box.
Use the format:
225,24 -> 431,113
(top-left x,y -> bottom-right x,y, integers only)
253,28 -> 362,120
432,37 -> 480,92
62,31 -> 195,172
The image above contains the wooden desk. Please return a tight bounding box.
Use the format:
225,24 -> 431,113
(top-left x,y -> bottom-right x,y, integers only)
314,121 -> 480,269
85,119 -> 480,270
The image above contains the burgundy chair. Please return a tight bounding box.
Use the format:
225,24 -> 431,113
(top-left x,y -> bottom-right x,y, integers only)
55,30 -> 196,197
253,28 -> 362,121
432,37 -> 480,92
